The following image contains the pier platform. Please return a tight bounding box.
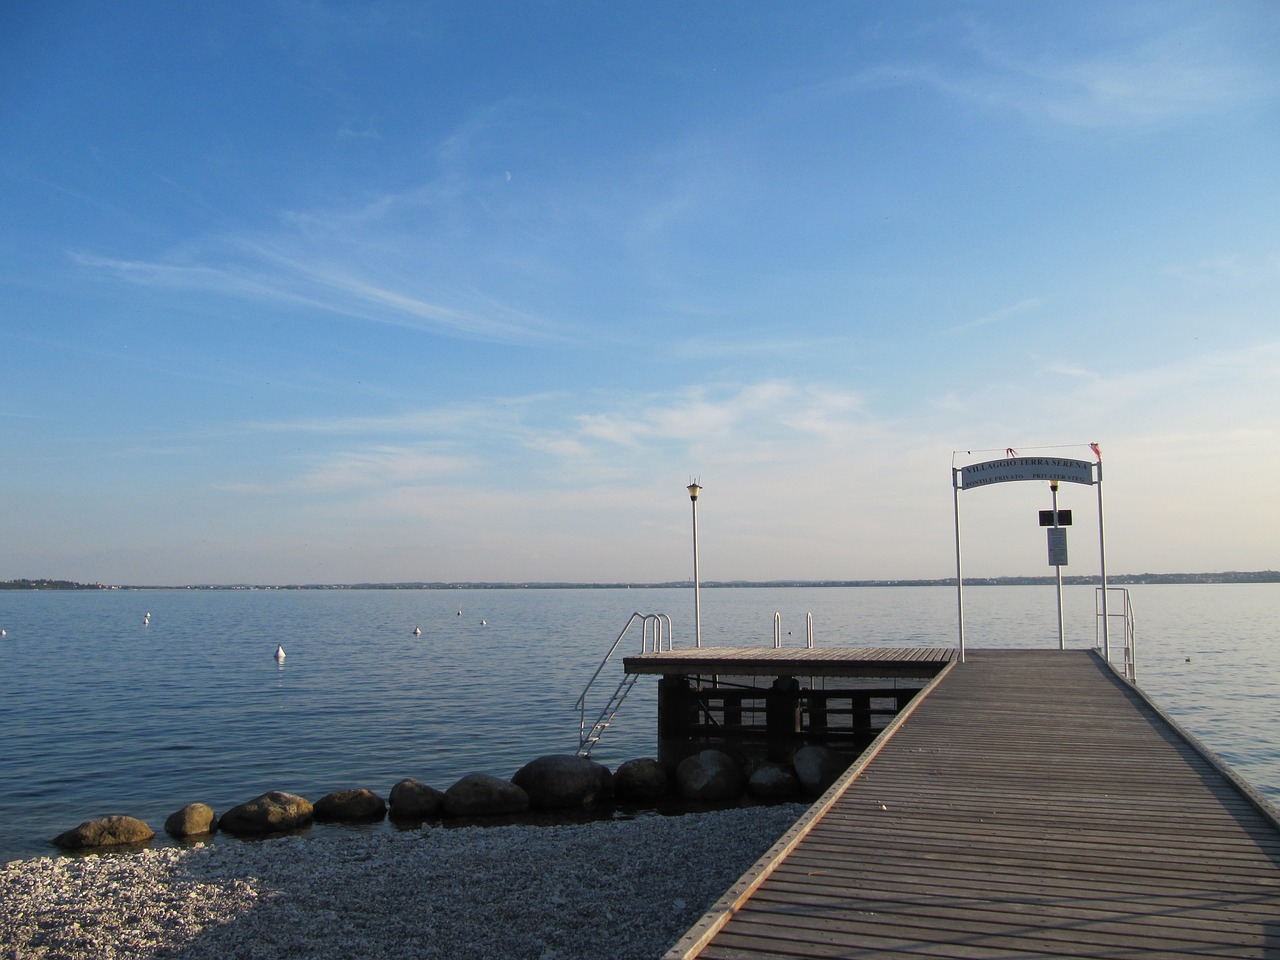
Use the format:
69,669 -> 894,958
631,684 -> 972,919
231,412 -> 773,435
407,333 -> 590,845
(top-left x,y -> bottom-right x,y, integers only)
665,648 -> 1280,959
623,646 -> 954,767
623,645 -> 956,679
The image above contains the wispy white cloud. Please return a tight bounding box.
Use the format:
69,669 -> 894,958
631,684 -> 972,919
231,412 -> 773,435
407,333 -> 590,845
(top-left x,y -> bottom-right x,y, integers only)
71,240 -> 558,344
828,19 -> 1274,131
950,297 -> 1046,334
978,27 -> 1271,128
1167,251 -> 1280,287
68,95 -> 580,345
225,380 -> 878,498
1044,363 -> 1100,382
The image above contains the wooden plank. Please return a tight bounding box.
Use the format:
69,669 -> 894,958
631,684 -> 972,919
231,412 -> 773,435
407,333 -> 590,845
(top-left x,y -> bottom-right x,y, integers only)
625,645 -> 956,678
665,649 -> 1280,960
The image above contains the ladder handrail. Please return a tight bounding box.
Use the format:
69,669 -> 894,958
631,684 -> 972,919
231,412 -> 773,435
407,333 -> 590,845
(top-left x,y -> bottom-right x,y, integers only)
576,612 -> 672,752
1096,586 -> 1137,682
774,611 -> 815,648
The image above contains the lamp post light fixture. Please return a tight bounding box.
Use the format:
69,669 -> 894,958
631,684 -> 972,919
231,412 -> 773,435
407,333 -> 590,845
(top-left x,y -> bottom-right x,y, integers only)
687,481 -> 702,648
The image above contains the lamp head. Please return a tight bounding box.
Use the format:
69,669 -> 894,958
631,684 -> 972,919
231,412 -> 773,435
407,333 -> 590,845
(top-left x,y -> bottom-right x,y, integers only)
687,481 -> 702,501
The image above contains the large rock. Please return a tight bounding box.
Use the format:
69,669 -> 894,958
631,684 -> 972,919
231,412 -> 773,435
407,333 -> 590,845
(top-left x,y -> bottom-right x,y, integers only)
614,757 -> 670,802
442,773 -> 529,818
388,778 -> 445,821
511,755 -> 614,810
675,749 -> 745,802
314,788 -> 386,823
748,761 -> 801,800
218,791 -> 314,836
793,745 -> 851,796
164,803 -> 217,838
52,815 -> 155,851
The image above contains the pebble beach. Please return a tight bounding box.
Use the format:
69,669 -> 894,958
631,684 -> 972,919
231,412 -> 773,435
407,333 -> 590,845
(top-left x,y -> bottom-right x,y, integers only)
1,804 -> 805,960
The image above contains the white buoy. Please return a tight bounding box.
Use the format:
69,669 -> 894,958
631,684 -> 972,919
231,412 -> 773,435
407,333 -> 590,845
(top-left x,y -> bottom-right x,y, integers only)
1,628 -> 6,637
275,644 -> 286,661
457,609 -> 462,616
413,626 -> 422,636
480,619 -> 487,625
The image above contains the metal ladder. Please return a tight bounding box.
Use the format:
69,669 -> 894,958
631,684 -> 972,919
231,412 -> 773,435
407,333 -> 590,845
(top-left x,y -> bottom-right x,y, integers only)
575,612 -> 672,756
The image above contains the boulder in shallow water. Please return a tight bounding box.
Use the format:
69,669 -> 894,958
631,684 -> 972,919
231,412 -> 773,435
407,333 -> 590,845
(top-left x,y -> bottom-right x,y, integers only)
388,778 -> 445,821
676,750 -> 745,802
614,757 -> 670,801
52,815 -> 155,851
218,791 -> 314,836
792,745 -> 851,796
164,802 -> 217,838
442,773 -> 529,817
314,788 -> 387,823
511,755 -> 614,810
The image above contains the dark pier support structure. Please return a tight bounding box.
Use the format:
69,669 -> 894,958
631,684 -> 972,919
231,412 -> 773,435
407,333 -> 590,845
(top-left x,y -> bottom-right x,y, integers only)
631,648 -> 955,770
765,677 -> 801,762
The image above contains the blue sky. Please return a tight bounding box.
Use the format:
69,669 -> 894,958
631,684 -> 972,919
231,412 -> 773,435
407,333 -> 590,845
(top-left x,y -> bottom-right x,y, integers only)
2,1 -> 1278,585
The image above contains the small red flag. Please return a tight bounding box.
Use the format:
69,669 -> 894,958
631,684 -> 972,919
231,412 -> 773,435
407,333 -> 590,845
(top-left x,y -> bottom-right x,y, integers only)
1090,442 -> 1102,461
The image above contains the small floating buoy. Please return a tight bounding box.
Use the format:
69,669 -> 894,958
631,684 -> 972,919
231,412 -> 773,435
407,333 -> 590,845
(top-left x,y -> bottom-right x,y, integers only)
413,626 -> 422,636
275,644 -> 286,661
457,609 -> 462,616
1,628 -> 6,637
480,619 -> 487,625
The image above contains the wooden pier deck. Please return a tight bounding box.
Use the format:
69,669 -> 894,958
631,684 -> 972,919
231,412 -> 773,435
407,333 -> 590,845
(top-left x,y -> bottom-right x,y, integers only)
666,649 -> 1280,960
624,645 -> 955,678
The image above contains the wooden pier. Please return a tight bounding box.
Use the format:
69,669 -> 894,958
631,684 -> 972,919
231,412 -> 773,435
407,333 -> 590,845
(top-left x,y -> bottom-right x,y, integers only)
664,648 -> 1280,959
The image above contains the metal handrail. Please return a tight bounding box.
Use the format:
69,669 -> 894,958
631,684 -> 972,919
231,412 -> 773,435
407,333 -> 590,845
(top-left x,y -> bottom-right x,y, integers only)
1096,587 -> 1136,682
774,611 -> 816,648
576,612 -> 672,750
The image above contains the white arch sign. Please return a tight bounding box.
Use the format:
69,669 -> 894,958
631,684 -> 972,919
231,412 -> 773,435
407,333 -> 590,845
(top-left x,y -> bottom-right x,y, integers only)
951,451 -> 1108,663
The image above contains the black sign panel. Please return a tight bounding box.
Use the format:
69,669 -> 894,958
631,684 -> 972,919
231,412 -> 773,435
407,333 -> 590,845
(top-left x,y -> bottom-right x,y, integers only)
1038,509 -> 1073,526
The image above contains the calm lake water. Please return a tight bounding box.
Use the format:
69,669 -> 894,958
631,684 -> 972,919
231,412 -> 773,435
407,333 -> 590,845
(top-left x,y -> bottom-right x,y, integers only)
1,583 -> 1276,864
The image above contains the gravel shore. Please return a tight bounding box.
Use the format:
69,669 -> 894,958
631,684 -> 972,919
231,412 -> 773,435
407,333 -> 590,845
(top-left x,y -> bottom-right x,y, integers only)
1,805 -> 804,960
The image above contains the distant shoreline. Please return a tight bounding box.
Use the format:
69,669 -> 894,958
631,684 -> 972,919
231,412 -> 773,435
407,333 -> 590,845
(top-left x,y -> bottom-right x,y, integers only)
4,572 -> 1278,591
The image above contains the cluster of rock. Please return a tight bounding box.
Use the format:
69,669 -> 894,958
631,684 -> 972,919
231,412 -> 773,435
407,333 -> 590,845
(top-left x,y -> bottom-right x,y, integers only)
50,745 -> 851,852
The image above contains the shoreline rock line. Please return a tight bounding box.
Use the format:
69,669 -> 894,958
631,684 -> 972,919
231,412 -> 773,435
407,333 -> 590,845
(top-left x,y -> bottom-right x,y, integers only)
8,805 -> 809,960
49,746 -> 850,853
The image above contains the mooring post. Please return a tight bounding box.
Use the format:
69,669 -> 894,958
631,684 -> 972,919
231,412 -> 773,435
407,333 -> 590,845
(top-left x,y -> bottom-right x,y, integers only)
765,676 -> 802,762
657,675 -> 691,768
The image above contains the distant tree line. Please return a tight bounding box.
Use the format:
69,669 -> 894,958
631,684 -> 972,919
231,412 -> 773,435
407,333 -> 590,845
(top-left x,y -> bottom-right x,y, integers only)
3,572 -> 1278,590
0,579 -> 108,590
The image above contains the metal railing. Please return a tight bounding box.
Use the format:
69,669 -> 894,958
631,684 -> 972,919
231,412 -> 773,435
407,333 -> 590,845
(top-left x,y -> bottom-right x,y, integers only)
1096,587 -> 1137,682
773,611 -> 816,648
575,612 -> 672,755
576,609 -> 818,755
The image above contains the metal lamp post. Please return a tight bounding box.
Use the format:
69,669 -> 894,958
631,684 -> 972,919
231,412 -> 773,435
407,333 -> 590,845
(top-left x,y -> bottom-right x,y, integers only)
1050,479 -> 1065,650
687,481 -> 702,648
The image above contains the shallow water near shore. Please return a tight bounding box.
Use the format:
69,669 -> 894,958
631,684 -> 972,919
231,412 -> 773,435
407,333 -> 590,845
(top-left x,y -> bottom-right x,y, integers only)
1,583 -> 1277,864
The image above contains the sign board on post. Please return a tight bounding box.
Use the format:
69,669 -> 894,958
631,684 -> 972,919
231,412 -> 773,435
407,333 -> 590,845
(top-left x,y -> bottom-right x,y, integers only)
1047,528 -> 1068,566
1039,509 -> 1072,526
959,457 -> 1093,489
